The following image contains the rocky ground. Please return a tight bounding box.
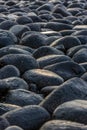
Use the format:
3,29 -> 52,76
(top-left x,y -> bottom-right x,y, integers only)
0,0 -> 87,130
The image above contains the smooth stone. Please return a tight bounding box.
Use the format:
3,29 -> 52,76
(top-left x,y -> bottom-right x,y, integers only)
22,69 -> 64,89
39,14 -> 55,21
73,25 -> 87,30
0,30 -> 17,48
65,16 -> 79,22
38,10 -> 50,15
41,31 -> 61,37
72,30 -> 87,36
44,61 -> 85,80
7,14 -> 18,21
10,25 -> 30,38
76,12 -> 87,17
8,45 -> 34,53
0,54 -> 39,74
83,17 -> 87,24
21,31 -> 47,39
53,100 -> 87,124
41,86 -> 59,96
0,20 -> 17,30
40,77 -> 87,113
72,48 -> 87,63
27,23 -> 41,31
51,19 -> 71,25
2,77 -> 28,90
80,62 -> 87,71
3,105 -> 50,130
29,83 -> 38,93
33,1 -> 45,6
5,126 -> 23,130
2,89 -> 43,106
67,45 -> 87,57
52,13 -> 63,19
0,103 -> 21,115
36,3 -> 53,11
50,36 -> 81,50
5,1 -> 16,6
0,46 -> 32,57
59,30 -> 75,36
20,34 -> 45,49
0,7 -> 8,13
81,72 -> 87,82
40,120 -> 87,130
28,15 -> 42,22
16,16 -> 33,25
52,6 -> 71,17
77,35 -> 87,44
45,22 -> 72,31
45,36 -> 61,46
32,22 -> 46,28
37,55 -> 72,68
33,46 -> 64,59
67,8 -> 81,16
9,9 -> 25,14
68,3 -> 84,8
0,117 -> 10,130
0,65 -> 20,79
0,18 -> 6,23
72,20 -> 83,26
